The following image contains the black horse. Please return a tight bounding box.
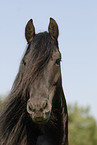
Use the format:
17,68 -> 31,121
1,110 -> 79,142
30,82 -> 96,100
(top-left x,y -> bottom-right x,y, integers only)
0,18 -> 68,145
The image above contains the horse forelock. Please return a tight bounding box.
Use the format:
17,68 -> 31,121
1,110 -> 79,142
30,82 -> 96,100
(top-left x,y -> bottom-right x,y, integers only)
18,32 -> 56,98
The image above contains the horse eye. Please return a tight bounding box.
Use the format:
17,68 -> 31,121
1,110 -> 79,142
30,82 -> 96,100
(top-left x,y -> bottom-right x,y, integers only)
55,59 -> 61,65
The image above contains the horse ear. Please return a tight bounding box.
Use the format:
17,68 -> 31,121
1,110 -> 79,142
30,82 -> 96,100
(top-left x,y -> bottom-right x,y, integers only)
25,19 -> 35,44
48,18 -> 59,40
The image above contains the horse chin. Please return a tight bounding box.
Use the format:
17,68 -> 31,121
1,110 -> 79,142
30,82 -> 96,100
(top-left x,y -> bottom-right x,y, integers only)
31,112 -> 51,124
33,117 -> 49,124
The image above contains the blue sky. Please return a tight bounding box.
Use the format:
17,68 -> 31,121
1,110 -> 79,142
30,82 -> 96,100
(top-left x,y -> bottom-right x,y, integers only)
0,0 -> 97,119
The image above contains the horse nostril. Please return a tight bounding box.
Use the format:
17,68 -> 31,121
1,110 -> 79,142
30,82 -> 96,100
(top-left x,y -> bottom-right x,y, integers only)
27,102 -> 35,114
42,100 -> 48,110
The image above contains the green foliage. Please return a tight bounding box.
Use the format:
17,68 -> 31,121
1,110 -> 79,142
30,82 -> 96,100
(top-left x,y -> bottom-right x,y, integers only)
68,103 -> 97,145
0,96 -> 8,110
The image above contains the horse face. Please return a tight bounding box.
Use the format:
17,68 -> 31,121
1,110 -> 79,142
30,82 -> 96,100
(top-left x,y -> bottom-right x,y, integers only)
25,18 -> 60,123
27,48 -> 61,123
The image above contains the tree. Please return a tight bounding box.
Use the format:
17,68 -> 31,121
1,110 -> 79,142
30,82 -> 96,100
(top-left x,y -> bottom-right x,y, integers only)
68,103 -> 97,145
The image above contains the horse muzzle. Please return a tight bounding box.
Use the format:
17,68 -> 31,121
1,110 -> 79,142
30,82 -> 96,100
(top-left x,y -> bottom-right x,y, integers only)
27,98 -> 51,123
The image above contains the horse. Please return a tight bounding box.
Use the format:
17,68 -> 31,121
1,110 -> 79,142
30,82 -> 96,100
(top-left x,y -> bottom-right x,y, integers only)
0,18 -> 68,145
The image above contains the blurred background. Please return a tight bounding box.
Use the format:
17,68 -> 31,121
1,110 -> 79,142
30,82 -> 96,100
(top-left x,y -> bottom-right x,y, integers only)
0,0 -> 97,144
